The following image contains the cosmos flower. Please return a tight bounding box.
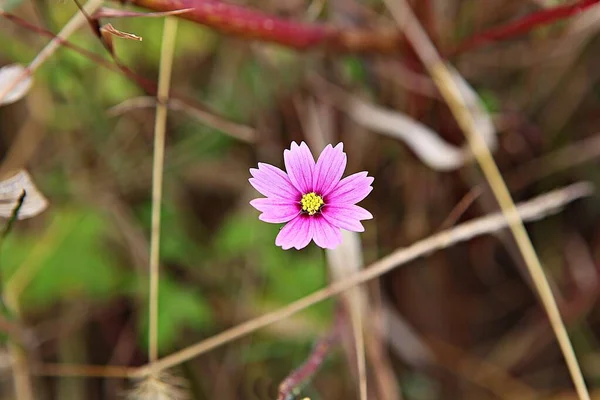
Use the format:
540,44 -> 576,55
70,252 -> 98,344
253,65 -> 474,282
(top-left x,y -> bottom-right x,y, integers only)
249,142 -> 374,250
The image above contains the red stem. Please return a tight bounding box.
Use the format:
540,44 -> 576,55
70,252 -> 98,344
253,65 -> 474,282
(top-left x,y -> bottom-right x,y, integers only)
276,309 -> 343,400
133,0 -> 331,49
124,0 -> 600,55
128,0 -> 403,53
451,0 -> 600,55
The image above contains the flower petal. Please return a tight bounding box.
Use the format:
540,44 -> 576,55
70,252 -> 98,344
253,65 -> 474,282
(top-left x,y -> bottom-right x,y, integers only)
250,198 -> 300,223
249,163 -> 299,201
275,216 -> 313,250
312,217 -> 342,249
284,142 -> 315,193
313,143 -> 347,196
327,172 -> 374,205
322,204 -> 373,232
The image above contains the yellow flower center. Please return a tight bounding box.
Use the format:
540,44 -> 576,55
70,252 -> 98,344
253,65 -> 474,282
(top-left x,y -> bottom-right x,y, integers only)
300,192 -> 324,215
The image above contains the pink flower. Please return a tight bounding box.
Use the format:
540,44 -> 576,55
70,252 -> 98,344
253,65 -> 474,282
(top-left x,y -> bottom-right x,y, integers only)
249,142 -> 374,250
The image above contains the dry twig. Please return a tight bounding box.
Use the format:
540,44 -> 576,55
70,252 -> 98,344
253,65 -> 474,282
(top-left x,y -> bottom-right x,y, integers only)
29,182 -> 592,380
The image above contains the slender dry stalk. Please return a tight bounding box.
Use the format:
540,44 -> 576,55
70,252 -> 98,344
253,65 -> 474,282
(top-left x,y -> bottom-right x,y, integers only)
28,183 -> 591,381
128,182 -> 591,378
148,17 -> 178,368
381,1 -> 591,399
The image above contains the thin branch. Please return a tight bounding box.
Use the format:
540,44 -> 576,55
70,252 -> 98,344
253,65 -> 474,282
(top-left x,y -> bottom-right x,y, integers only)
148,16 -> 178,367
125,0 -> 403,53
128,182 -> 591,378
383,1 -> 591,399
26,183 -> 592,380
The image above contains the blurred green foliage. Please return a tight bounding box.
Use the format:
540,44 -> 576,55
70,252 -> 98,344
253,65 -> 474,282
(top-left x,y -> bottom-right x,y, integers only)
215,213 -> 333,324
0,209 -> 124,309
0,204 -> 333,353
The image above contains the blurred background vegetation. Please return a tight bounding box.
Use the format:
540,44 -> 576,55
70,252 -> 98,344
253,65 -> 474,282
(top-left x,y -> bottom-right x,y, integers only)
2,0 -> 600,399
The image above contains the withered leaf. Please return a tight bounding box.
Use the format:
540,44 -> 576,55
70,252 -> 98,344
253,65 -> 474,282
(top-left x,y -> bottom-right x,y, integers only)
0,64 -> 33,106
0,170 -> 48,219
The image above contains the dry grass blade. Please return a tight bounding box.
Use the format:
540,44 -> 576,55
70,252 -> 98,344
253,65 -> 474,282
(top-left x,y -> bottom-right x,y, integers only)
100,23 -> 143,42
129,182 -> 592,378
381,1 -> 591,399
0,170 -> 48,219
25,184 -> 592,382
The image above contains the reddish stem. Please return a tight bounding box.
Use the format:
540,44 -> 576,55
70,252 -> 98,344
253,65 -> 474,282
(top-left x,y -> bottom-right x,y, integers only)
128,0 -> 403,53
132,0 -> 332,49
276,310 -> 343,400
277,332 -> 337,400
451,0 -> 600,55
124,0 -> 600,56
